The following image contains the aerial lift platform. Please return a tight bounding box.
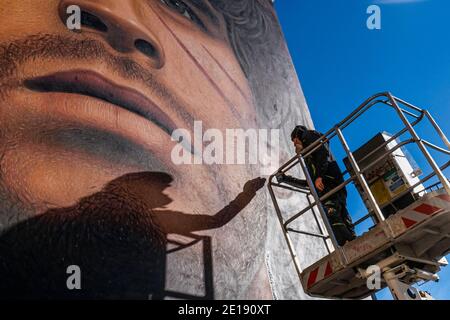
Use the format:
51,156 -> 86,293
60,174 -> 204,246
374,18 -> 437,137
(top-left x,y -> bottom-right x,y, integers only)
268,92 -> 450,300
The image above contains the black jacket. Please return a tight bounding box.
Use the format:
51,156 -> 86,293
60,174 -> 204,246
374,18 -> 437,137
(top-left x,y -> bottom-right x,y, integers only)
301,130 -> 344,193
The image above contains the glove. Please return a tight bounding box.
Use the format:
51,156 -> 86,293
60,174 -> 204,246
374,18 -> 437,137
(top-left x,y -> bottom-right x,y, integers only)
275,172 -> 286,184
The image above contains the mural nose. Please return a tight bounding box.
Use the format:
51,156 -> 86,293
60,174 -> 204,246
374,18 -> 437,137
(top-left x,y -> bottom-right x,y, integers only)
59,0 -> 165,68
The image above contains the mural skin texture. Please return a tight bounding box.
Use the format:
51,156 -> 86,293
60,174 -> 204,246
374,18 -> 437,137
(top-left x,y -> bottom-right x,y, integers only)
0,0 -> 323,299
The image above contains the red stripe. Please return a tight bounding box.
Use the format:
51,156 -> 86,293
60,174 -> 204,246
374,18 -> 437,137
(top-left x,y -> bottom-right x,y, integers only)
437,194 -> 450,202
307,268 -> 319,288
402,217 -> 417,228
324,262 -> 333,278
414,203 -> 441,215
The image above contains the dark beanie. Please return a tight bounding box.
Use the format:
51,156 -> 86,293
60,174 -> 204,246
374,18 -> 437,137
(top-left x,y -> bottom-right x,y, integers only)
291,125 -> 308,141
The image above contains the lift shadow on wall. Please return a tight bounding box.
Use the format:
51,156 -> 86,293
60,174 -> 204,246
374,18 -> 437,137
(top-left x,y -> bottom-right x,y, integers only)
0,172 -> 265,299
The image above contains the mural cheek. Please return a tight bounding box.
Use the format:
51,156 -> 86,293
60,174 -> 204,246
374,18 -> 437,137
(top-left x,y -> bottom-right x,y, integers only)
0,1 -> 69,43
152,17 -> 255,128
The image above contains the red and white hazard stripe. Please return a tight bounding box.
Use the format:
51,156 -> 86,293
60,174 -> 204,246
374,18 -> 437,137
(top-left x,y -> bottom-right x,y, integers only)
399,194 -> 450,229
305,260 -> 333,289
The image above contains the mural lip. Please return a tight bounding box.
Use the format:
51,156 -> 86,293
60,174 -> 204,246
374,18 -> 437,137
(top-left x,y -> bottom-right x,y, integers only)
23,70 -> 177,136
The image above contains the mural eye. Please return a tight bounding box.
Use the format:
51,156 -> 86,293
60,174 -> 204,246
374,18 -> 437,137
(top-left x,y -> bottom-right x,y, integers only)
159,0 -> 206,30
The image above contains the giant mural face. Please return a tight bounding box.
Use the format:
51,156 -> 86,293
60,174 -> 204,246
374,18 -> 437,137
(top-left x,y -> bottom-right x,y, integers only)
0,0 -> 313,299
0,0 -> 259,224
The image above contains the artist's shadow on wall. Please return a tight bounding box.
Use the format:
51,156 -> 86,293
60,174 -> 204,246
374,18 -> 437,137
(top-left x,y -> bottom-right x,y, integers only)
0,172 -> 265,300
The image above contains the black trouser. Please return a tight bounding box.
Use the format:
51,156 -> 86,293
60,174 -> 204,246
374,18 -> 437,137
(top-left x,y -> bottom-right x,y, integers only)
320,189 -> 355,246
278,173 -> 355,246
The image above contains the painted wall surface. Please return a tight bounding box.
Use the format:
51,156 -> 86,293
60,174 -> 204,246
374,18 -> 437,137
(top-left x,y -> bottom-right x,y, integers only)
0,0 -> 323,299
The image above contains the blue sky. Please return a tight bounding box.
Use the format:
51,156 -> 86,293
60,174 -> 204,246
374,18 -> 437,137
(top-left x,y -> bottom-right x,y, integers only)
274,0 -> 449,300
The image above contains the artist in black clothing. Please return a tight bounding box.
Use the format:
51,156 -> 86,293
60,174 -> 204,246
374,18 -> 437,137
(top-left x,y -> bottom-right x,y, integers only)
277,125 -> 356,246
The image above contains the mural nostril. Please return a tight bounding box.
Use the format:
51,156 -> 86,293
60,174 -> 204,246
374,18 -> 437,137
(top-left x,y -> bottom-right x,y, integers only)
80,10 -> 108,32
134,39 -> 158,59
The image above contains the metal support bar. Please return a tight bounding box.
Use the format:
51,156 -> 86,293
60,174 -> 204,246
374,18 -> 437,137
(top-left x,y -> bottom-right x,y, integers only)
274,154 -> 300,173
355,113 -> 424,168
284,205 -> 312,225
266,93 -> 449,299
291,92 -> 424,165
397,107 -> 421,119
337,93 -> 389,130
421,139 -> 450,155
424,110 -> 450,150
382,160 -> 450,207
270,182 -> 310,194
383,269 -> 421,300
286,228 -> 329,239
301,134 -> 334,159
298,156 -> 339,249
387,93 -> 450,195
399,254 -> 443,268
359,139 -> 415,175
384,100 -> 422,119
284,175 -> 354,227
336,127 -> 385,223
307,195 -> 333,253
391,95 -> 424,112
423,228 -> 450,239
267,176 -> 305,278
352,212 -> 375,227
282,159 -> 301,173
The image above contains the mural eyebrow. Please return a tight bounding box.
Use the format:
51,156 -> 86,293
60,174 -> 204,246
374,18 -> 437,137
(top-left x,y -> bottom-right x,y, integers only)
187,0 -> 220,27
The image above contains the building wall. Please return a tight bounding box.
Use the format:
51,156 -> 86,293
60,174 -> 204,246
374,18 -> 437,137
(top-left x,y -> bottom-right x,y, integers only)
0,0 -> 325,299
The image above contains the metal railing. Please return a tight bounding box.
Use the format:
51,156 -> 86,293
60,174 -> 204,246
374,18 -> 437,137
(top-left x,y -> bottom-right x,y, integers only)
267,92 -> 450,276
